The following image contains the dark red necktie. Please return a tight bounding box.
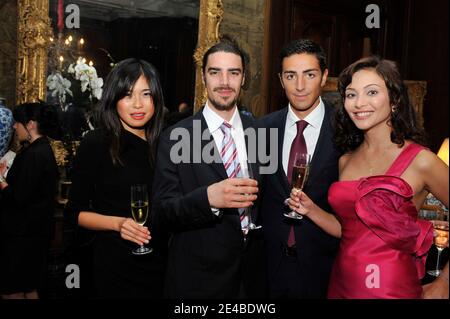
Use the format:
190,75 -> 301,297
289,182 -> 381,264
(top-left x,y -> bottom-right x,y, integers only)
287,120 -> 308,247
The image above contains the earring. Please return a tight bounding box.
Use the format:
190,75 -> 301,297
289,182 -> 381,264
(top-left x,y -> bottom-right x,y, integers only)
391,106 -> 397,113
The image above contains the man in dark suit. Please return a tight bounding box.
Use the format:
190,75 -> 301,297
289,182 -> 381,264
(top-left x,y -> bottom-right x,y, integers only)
152,39 -> 262,298
258,39 -> 340,298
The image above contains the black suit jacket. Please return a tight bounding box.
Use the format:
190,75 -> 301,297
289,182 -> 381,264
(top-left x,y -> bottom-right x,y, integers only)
152,109 -> 263,298
257,101 -> 340,298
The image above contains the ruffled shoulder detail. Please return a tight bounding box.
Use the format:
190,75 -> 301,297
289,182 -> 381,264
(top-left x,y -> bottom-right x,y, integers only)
355,175 -> 433,278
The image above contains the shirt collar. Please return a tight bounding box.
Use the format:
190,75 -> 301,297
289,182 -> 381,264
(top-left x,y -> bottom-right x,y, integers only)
203,102 -> 240,133
287,96 -> 325,129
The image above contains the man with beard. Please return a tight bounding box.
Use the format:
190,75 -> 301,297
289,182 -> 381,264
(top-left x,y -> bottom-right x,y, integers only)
258,39 -> 340,298
152,39 -> 263,298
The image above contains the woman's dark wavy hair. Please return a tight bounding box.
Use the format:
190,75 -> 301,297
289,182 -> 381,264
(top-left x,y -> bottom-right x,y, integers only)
334,56 -> 427,153
95,58 -> 164,166
13,101 -> 61,140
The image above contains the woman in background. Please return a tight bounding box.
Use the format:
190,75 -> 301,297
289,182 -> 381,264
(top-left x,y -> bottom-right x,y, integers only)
0,102 -> 60,299
288,56 -> 448,298
65,58 -> 166,298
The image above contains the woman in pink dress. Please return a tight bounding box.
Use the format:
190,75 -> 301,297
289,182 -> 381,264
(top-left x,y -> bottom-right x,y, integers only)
288,56 -> 448,299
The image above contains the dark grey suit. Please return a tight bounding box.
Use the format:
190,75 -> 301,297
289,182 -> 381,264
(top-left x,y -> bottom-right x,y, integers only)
152,109 -> 264,298
258,101 -> 340,298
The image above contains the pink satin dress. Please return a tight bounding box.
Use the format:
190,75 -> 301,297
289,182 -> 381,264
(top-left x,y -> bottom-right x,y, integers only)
327,143 -> 433,299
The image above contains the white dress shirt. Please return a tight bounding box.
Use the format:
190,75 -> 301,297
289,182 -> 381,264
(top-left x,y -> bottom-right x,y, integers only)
282,97 -> 325,175
203,103 -> 249,215
203,102 -> 249,173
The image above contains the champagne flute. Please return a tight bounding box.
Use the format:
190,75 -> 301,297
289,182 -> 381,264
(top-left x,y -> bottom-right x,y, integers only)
427,221 -> 449,277
131,184 -> 152,255
284,153 -> 311,220
241,164 -> 262,232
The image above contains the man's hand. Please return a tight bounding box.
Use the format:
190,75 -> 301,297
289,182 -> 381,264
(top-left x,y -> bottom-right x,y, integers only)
207,178 -> 258,209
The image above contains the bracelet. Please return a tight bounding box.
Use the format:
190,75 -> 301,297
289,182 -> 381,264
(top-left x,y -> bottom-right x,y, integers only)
0,175 -> 6,184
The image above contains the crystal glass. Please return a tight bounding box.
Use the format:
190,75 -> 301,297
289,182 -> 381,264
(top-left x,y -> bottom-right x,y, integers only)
131,184 -> 152,255
284,153 -> 311,220
427,221 -> 449,277
240,164 -> 262,232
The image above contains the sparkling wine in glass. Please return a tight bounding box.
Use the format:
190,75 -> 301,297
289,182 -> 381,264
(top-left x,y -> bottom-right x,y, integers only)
284,153 -> 311,220
240,164 -> 262,232
131,184 -> 152,255
427,222 -> 449,277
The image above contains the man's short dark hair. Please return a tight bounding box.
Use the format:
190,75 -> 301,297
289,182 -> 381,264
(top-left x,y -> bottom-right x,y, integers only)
202,37 -> 248,73
279,38 -> 327,73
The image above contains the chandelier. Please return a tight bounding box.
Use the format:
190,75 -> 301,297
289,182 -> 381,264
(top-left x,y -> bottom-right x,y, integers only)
48,0 -> 93,72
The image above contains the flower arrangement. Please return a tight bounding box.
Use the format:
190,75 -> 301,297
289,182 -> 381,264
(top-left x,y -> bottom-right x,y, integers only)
46,57 -> 104,107
46,72 -> 73,106
46,58 -> 103,172
67,58 -> 104,101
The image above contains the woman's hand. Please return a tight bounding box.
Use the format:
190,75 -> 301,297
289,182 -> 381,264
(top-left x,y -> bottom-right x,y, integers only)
118,218 -> 151,246
422,276 -> 449,299
0,161 -> 7,176
284,189 -> 342,238
286,189 -> 318,218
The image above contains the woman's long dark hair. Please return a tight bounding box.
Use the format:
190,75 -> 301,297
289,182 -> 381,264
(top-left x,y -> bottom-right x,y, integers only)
95,58 -> 165,166
13,102 -> 61,140
334,56 -> 427,153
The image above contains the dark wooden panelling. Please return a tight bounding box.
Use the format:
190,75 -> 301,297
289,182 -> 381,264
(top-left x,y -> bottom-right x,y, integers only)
264,0 -> 448,151
406,0 -> 449,151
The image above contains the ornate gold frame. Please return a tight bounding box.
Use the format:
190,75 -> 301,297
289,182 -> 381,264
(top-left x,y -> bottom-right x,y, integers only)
16,0 -> 52,104
193,0 -> 224,111
15,0 -> 224,109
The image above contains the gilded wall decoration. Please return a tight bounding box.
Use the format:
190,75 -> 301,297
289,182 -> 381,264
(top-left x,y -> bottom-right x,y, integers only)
193,0 -> 224,110
16,0 -> 52,104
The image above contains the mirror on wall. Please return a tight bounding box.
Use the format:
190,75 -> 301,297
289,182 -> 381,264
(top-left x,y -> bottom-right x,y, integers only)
46,0 -> 199,140
5,0 -> 223,126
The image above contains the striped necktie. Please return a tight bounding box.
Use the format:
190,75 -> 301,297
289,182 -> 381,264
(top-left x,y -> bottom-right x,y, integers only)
220,121 -> 248,230
220,122 -> 241,178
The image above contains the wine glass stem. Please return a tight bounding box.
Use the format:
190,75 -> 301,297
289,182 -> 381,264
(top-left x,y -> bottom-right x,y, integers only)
435,247 -> 443,272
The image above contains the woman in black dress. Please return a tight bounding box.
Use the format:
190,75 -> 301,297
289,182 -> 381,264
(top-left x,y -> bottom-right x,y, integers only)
0,102 -> 59,299
65,58 -> 166,298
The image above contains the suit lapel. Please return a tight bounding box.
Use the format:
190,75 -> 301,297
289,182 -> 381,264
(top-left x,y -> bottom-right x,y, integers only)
275,108 -> 291,196
305,103 -> 334,190
194,110 -> 228,180
241,113 -> 258,181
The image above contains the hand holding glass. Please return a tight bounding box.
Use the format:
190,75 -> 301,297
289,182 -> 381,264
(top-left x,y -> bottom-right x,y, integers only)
284,153 -> 311,220
131,184 -> 152,255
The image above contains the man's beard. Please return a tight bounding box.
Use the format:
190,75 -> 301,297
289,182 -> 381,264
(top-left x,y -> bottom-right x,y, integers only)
209,96 -> 238,111
208,86 -> 240,111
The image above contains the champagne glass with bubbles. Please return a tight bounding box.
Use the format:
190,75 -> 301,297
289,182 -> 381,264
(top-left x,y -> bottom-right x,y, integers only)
131,184 -> 152,255
427,220 -> 449,277
284,153 -> 311,220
